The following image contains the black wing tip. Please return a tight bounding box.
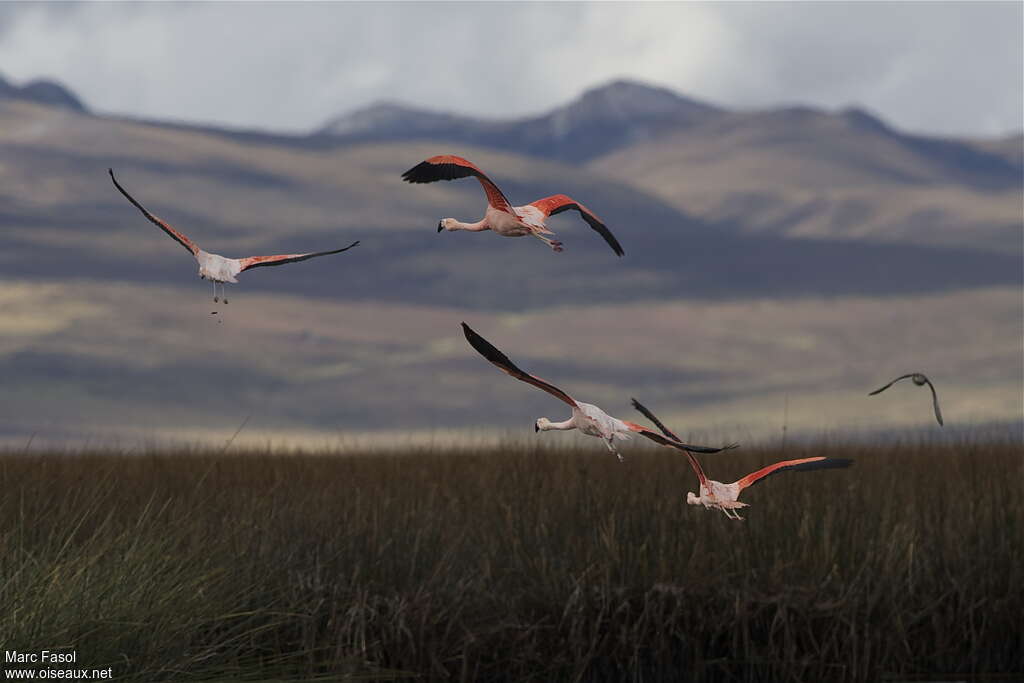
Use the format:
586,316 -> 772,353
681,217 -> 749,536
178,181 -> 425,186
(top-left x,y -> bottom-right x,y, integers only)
401,160 -> 450,184
802,458 -> 855,472
683,442 -> 740,454
400,162 -> 429,183
461,322 -> 515,367
461,321 -> 488,352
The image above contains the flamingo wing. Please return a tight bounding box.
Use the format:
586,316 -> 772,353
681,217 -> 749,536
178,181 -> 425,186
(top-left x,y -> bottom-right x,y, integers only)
402,155 -> 514,214
461,322 -> 577,408
629,398 -> 739,454
529,194 -> 624,257
238,241 -> 360,272
922,376 -> 944,426
108,169 -> 199,256
620,420 -> 714,487
733,457 -> 853,491
868,374 -> 915,395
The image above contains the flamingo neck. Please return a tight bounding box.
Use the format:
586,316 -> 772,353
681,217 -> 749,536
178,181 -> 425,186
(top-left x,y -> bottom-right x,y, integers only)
541,418 -> 576,432
449,219 -> 488,232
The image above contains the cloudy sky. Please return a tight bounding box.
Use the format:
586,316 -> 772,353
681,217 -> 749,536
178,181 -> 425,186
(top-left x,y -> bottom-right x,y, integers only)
0,2 -> 1020,137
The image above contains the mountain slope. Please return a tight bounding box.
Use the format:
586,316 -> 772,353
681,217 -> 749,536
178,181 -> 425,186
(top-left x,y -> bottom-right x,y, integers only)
589,106 -> 1023,251
1,99 -> 1017,311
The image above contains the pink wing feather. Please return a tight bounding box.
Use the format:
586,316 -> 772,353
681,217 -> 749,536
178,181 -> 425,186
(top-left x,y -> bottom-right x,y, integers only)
108,169 -> 199,256
237,241 -> 360,272
529,194 -> 623,256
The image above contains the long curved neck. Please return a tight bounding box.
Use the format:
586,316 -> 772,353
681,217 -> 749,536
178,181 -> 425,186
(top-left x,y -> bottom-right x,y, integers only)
450,219 -> 488,232
541,418 -> 576,431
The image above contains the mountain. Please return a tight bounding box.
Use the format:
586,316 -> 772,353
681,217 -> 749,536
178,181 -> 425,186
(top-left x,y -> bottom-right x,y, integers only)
317,79 -> 722,163
314,80 -> 1021,252
0,84 -> 1020,445
0,73 -> 87,113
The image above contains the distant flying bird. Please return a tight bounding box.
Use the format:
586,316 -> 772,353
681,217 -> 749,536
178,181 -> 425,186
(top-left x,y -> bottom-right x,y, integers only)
109,169 -> 359,304
632,398 -> 852,520
402,155 -> 624,256
868,372 -> 944,426
461,322 -> 736,460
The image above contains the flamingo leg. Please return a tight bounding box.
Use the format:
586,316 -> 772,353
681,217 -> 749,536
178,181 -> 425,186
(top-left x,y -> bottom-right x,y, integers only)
532,232 -> 564,253
222,283 -> 228,304
604,437 -> 624,462
213,280 -> 219,303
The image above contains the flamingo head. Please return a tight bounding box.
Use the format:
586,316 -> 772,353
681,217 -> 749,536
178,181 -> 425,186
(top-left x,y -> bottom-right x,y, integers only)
686,491 -> 701,506
535,417 -> 552,432
438,218 -> 456,233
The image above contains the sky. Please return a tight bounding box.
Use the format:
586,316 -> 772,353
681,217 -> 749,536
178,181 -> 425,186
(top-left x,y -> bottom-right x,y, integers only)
0,2 -> 1021,137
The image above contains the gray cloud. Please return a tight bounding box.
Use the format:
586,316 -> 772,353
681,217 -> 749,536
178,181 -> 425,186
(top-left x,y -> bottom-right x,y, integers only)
0,1 -> 1019,137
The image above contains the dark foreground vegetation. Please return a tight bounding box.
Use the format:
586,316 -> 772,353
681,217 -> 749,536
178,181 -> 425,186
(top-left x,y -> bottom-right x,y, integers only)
1,438 -> 1021,682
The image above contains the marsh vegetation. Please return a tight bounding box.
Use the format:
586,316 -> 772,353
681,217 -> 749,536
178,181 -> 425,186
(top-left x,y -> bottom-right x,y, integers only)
1,438 -> 1020,681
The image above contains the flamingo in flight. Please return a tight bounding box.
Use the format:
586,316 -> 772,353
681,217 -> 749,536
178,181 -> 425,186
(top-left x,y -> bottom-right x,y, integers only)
109,169 -> 359,304
631,398 -> 852,520
402,155 -> 624,256
461,322 -> 736,460
868,372 -> 944,426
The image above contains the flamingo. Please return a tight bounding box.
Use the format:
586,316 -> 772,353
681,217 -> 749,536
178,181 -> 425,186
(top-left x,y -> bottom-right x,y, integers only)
868,373 -> 944,426
631,398 -> 852,520
461,322 -> 737,460
402,155 -> 624,256
109,169 -> 360,304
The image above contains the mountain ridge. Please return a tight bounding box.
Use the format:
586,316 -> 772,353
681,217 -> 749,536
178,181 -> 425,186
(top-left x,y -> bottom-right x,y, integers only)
0,72 -> 87,113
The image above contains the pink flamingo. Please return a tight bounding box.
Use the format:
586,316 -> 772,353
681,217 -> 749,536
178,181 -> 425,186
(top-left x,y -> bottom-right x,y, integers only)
109,169 -> 359,304
402,155 -> 624,256
462,323 -> 736,460
631,398 -> 852,520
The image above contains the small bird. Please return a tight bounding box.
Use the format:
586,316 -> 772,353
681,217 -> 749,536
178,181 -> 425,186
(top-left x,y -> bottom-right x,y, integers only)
631,398 -> 852,520
461,322 -> 736,460
868,373 -> 944,426
402,155 -> 624,256
109,169 -> 359,304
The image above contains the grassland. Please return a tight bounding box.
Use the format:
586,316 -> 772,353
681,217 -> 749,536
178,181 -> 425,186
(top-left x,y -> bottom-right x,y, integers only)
1,437 -> 1020,682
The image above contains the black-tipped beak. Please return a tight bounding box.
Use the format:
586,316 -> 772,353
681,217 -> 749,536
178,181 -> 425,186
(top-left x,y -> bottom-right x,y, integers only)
534,423 -> 539,433
437,221 -> 444,233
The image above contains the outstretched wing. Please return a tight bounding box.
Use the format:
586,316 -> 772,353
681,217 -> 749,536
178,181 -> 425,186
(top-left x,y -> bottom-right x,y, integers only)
108,169 -> 199,256
621,419 -> 711,490
402,155 -> 514,214
922,377 -> 944,426
461,322 -> 576,407
868,374 -> 915,395
734,457 -> 853,491
238,241 -> 360,272
629,398 -> 739,454
529,194 -> 624,257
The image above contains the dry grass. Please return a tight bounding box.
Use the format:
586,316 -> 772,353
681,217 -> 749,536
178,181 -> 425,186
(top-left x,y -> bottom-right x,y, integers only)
1,438 -> 1020,682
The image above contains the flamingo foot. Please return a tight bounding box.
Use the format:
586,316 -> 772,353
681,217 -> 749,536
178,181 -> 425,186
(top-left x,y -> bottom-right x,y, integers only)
214,296 -> 219,303
223,297 -> 228,304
